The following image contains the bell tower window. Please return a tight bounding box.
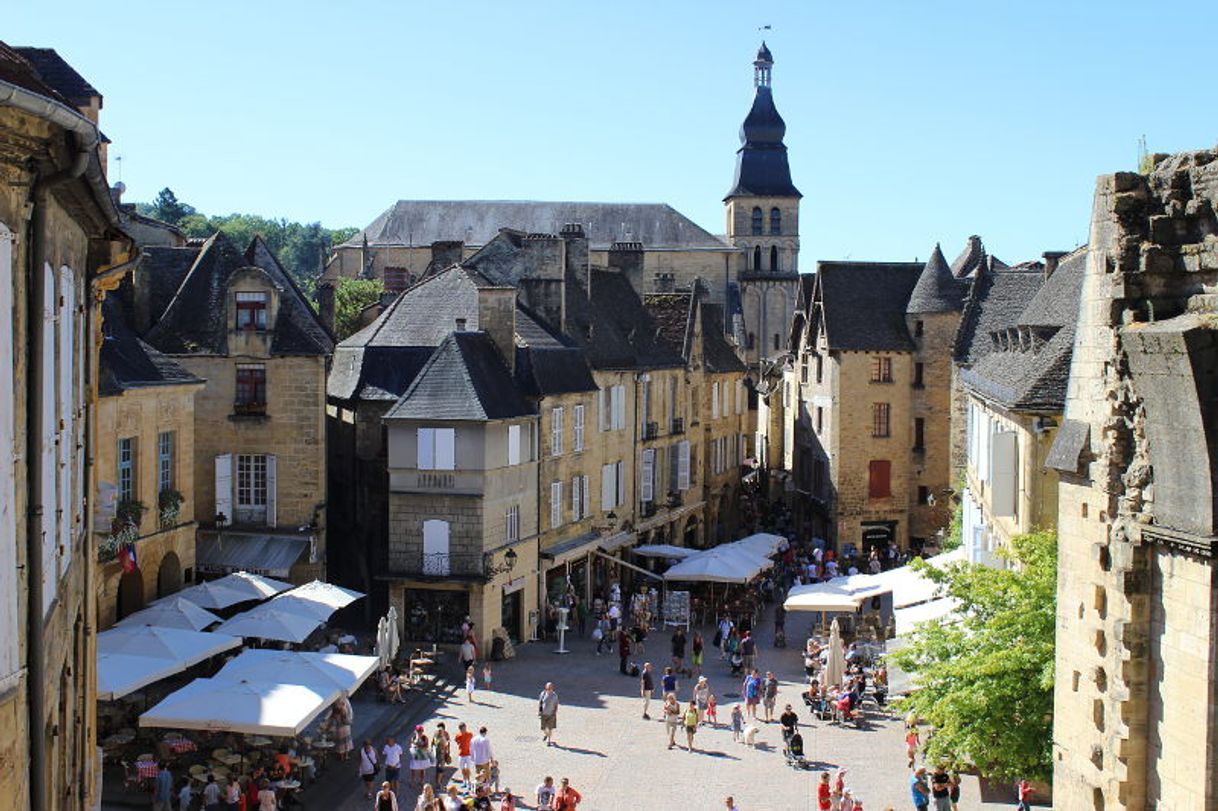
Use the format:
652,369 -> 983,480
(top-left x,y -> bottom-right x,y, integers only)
751,207 -> 763,236
770,208 -> 781,235
753,246 -> 762,270
770,246 -> 780,272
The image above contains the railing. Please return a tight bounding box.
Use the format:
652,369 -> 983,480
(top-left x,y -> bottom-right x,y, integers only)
670,417 -> 685,435
233,401 -> 267,416
393,550 -> 489,579
642,421 -> 659,440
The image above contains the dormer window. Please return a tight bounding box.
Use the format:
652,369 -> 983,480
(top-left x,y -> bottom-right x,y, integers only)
236,291 -> 268,330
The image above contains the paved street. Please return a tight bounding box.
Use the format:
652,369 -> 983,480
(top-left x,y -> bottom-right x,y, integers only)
316,611 -> 1015,811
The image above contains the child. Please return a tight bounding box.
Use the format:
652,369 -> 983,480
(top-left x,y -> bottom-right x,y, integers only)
465,665 -> 476,703
817,772 -> 832,811
730,703 -> 744,743
905,725 -> 920,769
488,759 -> 501,794
1016,778 -> 1033,811
482,662 -> 493,692
706,693 -> 719,726
499,788 -> 516,810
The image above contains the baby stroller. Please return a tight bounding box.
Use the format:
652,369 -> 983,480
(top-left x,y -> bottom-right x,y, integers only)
783,731 -> 808,769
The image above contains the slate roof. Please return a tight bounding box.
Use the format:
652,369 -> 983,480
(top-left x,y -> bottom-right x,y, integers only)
952,266 -> 1046,365
13,47 -> 100,106
143,233 -> 333,357
515,347 -> 599,397
700,302 -> 747,373
814,262 -> 923,352
384,332 -> 533,422
565,269 -> 685,370
907,244 -> 967,314
344,201 -> 728,251
0,42 -> 66,102
99,295 -> 202,397
958,247 -> 1087,411
138,246 -> 199,329
725,84 -> 801,199
756,41 -> 773,63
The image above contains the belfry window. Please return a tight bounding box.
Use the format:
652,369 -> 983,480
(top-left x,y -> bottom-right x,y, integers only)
770,246 -> 779,271
753,246 -> 762,270
770,208 -> 781,235
751,207 -> 763,236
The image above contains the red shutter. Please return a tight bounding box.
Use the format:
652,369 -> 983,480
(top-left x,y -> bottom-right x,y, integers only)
868,460 -> 891,499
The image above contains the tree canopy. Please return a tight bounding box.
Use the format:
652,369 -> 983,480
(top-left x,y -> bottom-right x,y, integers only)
135,188 -> 357,301
332,277 -> 384,340
891,529 -> 1057,782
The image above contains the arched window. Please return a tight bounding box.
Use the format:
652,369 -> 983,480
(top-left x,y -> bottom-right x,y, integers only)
770,207 -> 782,235
751,207 -> 763,236
753,246 -> 762,270
770,246 -> 780,271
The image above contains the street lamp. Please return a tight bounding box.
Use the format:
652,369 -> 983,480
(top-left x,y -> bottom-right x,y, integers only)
485,547 -> 518,578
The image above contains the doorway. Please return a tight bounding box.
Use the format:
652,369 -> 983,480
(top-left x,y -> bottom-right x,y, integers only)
117,569 -> 145,620
501,588 -> 522,644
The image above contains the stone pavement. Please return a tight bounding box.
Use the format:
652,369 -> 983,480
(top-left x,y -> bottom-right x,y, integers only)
320,608 -> 1028,811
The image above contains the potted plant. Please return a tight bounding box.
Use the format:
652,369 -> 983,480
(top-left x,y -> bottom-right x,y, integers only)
158,489 -> 184,528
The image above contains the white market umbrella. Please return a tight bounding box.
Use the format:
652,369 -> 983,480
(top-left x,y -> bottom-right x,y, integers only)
214,607 -> 322,643
139,677 -> 339,737
215,650 -> 379,694
97,653 -> 184,701
375,617 -> 389,668
167,579 -> 258,610
385,606 -> 400,663
895,597 -> 962,636
212,571 -> 294,602
784,588 -> 865,613
116,596 -> 223,632
663,546 -> 773,584
728,533 -> 786,557
825,619 -> 846,689
269,580 -> 364,622
98,625 -> 242,665
633,544 -> 699,559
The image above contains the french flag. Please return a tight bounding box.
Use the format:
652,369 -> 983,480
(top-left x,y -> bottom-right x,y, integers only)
119,542 -> 138,574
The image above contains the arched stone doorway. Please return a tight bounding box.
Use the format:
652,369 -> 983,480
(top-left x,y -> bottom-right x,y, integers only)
157,552 -> 183,598
117,569 -> 145,620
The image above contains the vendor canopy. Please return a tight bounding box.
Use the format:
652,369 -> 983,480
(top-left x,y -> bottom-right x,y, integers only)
116,596 -> 223,632
268,580 -> 364,622
663,545 -> 774,583
633,544 -> 699,559
783,577 -> 890,613
167,571 -> 292,610
894,596 -> 961,636
213,606 -> 323,643
728,533 -> 787,557
139,677 -> 339,737
98,653 -> 184,702
215,650 -> 378,695
96,626 -> 242,701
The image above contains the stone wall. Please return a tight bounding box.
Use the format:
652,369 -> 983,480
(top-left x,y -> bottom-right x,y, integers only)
907,311 -> 962,544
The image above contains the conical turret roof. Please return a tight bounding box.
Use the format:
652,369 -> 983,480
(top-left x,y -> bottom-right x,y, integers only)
906,244 -> 966,314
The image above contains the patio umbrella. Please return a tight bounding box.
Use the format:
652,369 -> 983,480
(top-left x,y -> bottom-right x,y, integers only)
98,625 -> 242,665
633,544 -> 698,559
210,571 -> 293,602
375,617 -> 389,668
727,533 -> 786,557
166,579 -> 258,610
213,607 -> 322,643
385,606 -> 400,662
116,596 -> 223,632
215,650 -> 379,694
139,677 -> 339,737
97,653 -> 184,701
825,619 -> 846,689
269,580 -> 364,622
663,546 -> 773,583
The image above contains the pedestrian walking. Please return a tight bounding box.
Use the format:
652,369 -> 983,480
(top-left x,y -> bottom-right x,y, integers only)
374,781 -> 399,811
1016,778 -> 1033,811
663,693 -> 682,749
905,725 -> 921,769
730,703 -> 744,743
408,725 -> 432,789
381,736 -> 404,793
443,784 -> 463,811
202,773 -> 221,811
762,671 -> 779,722
459,636 -> 476,671
740,630 -> 756,673
716,615 -> 733,659
724,797 -> 740,811
930,765 -> 952,811
535,776 -> 557,811
693,676 -> 710,724
816,772 -> 832,811
482,662 -> 493,692
949,770 -> 961,811
555,777 -> 582,810
256,778 -> 278,811
683,700 -> 700,751
223,778 -> 240,810
454,723 -> 474,785
691,631 -> 704,677
592,614 -> 609,654
177,779 -> 193,811
910,767 -> 931,811
743,669 -> 761,720
415,785 -> 436,811
433,723 -> 451,787
153,762 -> 173,811
618,626 -> 632,675
358,740 -> 379,798
470,726 -> 494,785
661,666 -> 677,697
465,666 -> 477,703
671,626 -> 687,675
640,662 -> 655,719
706,692 -> 719,725
538,682 -> 560,746
329,693 -> 354,761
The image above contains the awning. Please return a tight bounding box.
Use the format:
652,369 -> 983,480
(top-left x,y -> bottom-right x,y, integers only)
633,544 -> 698,559
213,607 -> 322,643
116,596 -> 223,632
783,578 -> 890,613
1046,418 -> 1090,474
663,546 -> 774,584
599,531 -> 637,553
98,653 -> 184,701
195,533 -> 309,578
541,532 -> 601,567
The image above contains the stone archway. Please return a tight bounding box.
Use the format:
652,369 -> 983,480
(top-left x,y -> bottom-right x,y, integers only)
157,552 -> 183,599
117,569 -> 145,620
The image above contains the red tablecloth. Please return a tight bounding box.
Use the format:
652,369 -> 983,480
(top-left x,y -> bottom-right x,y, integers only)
136,761 -> 160,779
167,739 -> 197,754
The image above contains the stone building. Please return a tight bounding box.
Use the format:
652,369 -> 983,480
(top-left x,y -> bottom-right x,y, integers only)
1051,149 -> 1218,810
0,42 -> 133,811
95,295 -> 204,627
786,253 -> 963,553
955,248 -> 1084,566
125,232 -> 333,583
319,42 -> 800,369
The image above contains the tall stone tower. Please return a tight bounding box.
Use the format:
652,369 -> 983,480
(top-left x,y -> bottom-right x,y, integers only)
726,42 -> 802,366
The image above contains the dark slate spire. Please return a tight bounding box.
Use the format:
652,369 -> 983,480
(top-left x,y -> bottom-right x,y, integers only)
725,43 -> 801,200
907,244 -> 967,314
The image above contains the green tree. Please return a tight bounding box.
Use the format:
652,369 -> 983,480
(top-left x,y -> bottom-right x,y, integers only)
892,529 -> 1057,782
332,277 -> 384,339
149,187 -> 195,225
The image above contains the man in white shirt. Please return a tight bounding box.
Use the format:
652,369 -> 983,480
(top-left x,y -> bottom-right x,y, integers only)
535,776 -> 557,810
202,774 -> 221,810
381,735 -> 404,792
470,726 -> 494,785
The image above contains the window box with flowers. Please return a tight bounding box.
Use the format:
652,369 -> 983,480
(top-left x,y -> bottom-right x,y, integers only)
159,489 -> 185,529
98,500 -> 147,562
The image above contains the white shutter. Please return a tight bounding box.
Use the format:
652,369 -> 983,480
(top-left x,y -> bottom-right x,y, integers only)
573,405 -> 584,452
581,474 -> 590,519
435,428 -> 456,470
598,388 -> 608,432
711,382 -> 720,419
571,476 -> 581,520
641,449 -> 655,503
215,454 -> 234,525
551,481 -> 563,528
611,385 -> 625,430
507,424 -> 521,466
551,407 -> 563,456
601,463 -> 615,510
678,441 -> 690,490
616,461 -> 625,507
991,431 -> 1018,517
57,267 -> 75,574
40,264 -> 57,614
266,454 -> 278,527
0,225 -> 18,678
417,428 -> 435,470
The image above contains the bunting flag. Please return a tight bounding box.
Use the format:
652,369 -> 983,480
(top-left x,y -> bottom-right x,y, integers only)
119,542 -> 138,574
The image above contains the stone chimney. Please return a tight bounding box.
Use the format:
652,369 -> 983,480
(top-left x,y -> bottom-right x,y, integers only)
519,233 -> 565,330
477,286 -> 516,373
1042,250 -> 1067,280
427,240 -> 464,273
560,223 -> 589,277
608,241 -> 645,292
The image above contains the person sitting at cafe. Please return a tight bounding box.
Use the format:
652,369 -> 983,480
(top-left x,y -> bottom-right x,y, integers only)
268,753 -> 288,781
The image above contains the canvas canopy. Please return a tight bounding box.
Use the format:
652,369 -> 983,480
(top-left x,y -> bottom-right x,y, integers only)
98,653 -> 184,701
96,626 -> 242,700
215,650 -> 378,695
268,580 -> 364,622
783,577 -> 890,613
633,544 -> 698,559
728,533 -> 787,557
166,579 -> 259,611
116,596 -> 223,632
895,596 -> 962,636
214,607 -> 322,643
663,546 -> 773,583
139,677 -> 339,736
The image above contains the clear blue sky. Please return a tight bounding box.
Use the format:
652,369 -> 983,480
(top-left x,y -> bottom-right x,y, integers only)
10,0 -> 1217,264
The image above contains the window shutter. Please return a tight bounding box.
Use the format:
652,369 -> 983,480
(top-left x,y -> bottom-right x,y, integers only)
868,460 -> 892,499
435,428 -> 456,470
668,444 -> 679,494
612,385 -> 625,430
711,382 -> 720,419
616,461 -> 625,507
598,388 -> 608,431
422,519 -> 451,576
57,267 -> 75,574
991,431 -> 1018,517
551,407 -> 563,456
678,441 -> 690,491
551,481 -> 563,528
641,449 -> 655,503
215,454 -> 234,525
40,264 -> 57,615
573,404 -> 584,451
601,464 -> 614,510
581,474 -> 590,519
266,454 -> 278,527
571,476 -> 581,520
0,225 -> 17,676
508,424 -> 521,466
417,428 -> 435,470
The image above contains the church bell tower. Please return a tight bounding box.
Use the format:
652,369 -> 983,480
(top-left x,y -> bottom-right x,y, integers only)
726,42 -> 802,364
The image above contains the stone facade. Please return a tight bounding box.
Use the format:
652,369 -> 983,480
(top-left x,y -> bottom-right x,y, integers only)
1052,150 -> 1218,810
